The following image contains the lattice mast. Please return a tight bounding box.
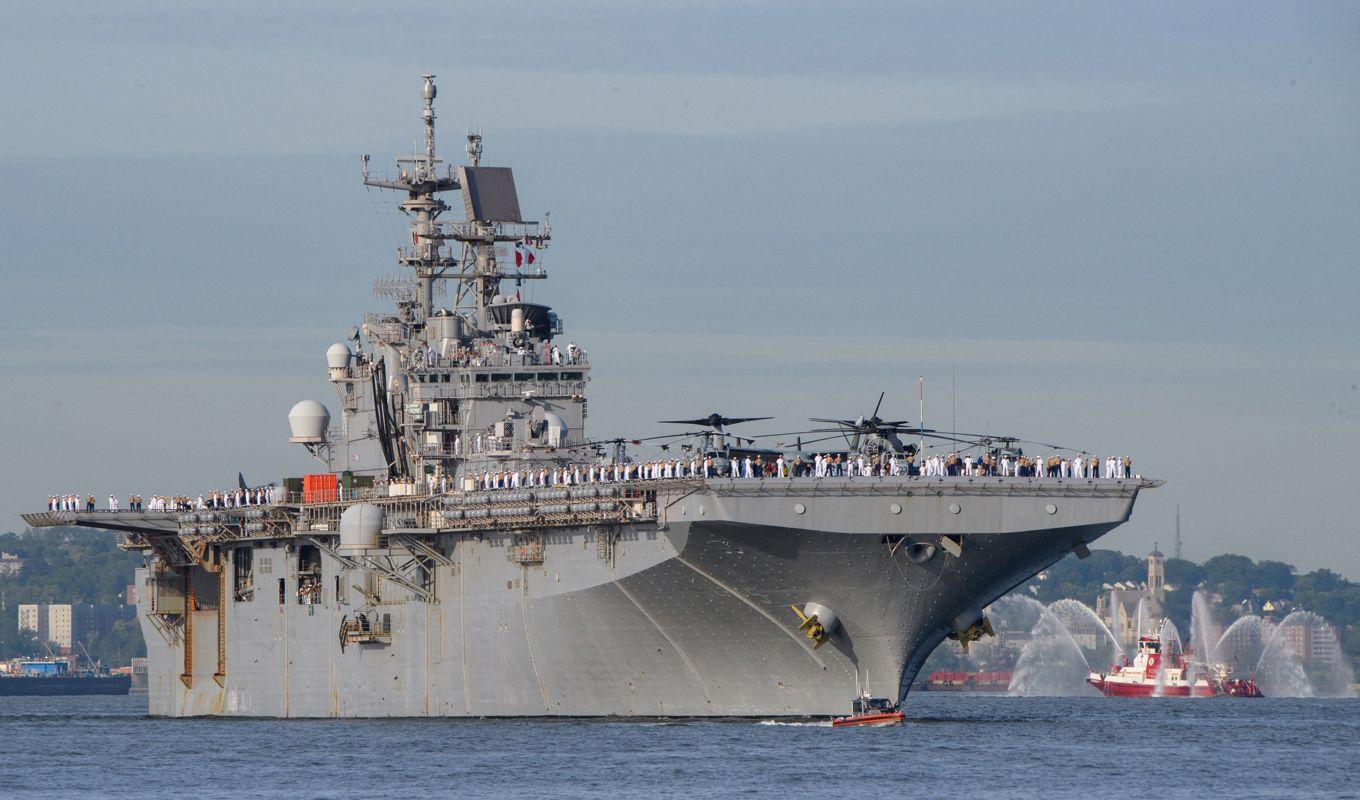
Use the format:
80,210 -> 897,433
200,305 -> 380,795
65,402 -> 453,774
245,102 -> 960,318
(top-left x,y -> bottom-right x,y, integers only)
361,75 -> 459,325
361,75 -> 549,333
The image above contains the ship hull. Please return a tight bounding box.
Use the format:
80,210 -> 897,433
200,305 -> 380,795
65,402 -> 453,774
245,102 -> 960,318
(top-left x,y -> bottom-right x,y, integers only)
116,477 -> 1148,717
1086,677 -> 1211,697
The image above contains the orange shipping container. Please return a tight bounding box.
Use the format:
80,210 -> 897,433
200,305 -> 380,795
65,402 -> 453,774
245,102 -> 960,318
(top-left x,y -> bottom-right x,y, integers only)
303,473 -> 338,503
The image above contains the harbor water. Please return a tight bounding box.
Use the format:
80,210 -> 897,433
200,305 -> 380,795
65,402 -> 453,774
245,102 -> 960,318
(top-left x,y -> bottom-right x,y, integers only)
1,693 -> 1356,799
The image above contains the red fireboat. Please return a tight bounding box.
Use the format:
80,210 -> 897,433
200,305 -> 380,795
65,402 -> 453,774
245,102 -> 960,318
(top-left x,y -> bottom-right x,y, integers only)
831,691 -> 906,728
1087,627 -> 1262,698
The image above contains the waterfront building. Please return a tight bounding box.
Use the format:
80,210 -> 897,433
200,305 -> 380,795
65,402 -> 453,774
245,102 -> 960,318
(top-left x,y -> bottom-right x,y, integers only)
18,604 -> 135,653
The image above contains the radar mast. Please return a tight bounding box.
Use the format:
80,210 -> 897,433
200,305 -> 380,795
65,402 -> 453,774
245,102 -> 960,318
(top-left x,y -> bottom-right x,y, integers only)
361,74 -> 460,324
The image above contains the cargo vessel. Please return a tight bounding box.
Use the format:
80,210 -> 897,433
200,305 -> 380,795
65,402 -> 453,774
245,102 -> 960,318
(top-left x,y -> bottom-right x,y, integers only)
0,660 -> 131,696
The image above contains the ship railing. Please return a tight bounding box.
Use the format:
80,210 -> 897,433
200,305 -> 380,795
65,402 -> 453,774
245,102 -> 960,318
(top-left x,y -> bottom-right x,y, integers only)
287,484 -> 443,505
418,443 -> 459,458
409,378 -> 585,400
700,475 -> 1152,498
437,220 -> 546,244
395,243 -> 459,264
362,314 -> 408,342
294,495 -> 438,532
341,614 -> 391,643
330,364 -> 373,382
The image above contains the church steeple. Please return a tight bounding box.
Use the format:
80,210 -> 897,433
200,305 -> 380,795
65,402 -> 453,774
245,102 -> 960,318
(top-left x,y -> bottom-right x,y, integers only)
1148,544 -> 1166,597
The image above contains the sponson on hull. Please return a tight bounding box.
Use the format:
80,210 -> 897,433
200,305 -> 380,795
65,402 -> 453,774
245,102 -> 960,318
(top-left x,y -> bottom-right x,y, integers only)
24,76 -> 1159,718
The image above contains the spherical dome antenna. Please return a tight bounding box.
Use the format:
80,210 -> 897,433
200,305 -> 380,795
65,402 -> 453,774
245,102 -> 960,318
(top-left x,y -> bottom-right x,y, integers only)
288,400 -> 330,443
326,342 -> 352,370
340,503 -> 384,552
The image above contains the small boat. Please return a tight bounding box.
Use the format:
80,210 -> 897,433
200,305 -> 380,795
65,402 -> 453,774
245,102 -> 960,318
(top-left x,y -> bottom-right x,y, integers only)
831,692 -> 905,728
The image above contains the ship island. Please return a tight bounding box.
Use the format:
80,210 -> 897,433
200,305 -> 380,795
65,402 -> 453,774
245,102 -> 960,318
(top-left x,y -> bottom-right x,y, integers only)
22,76 -> 1158,718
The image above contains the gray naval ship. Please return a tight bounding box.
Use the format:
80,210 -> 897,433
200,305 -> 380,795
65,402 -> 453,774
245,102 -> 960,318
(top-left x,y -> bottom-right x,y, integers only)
24,76 -> 1158,718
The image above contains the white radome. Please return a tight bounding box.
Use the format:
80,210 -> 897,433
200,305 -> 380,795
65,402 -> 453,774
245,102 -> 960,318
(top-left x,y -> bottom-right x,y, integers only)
326,342 -> 352,370
288,400 -> 330,442
339,503 -> 384,552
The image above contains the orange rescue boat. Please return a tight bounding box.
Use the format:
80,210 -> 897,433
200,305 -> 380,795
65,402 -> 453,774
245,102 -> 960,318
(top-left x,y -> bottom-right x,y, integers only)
831,693 -> 905,728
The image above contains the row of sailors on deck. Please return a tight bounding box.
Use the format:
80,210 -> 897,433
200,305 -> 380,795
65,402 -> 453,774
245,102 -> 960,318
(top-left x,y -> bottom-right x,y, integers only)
906,453 -> 1133,479
50,494 -> 101,512
468,452 -> 1135,490
49,494 -> 149,512
549,342 -> 583,365
475,457 -> 721,489
201,487 -> 279,508
49,486 -> 279,512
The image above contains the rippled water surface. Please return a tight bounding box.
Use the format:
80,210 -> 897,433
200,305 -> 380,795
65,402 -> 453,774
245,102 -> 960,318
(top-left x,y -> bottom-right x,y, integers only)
1,693 -> 1356,799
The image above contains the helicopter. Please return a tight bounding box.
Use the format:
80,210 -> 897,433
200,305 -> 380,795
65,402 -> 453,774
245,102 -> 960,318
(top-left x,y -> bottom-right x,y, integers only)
656,413 -> 776,476
779,392 -> 929,459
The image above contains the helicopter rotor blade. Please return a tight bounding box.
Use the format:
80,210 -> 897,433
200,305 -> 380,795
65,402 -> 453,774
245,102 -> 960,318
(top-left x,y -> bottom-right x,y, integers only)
659,414 -> 772,429
790,433 -> 855,449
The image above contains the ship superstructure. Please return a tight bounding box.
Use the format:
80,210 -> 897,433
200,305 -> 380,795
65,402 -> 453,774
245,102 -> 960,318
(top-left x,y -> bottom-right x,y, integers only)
23,76 -> 1160,717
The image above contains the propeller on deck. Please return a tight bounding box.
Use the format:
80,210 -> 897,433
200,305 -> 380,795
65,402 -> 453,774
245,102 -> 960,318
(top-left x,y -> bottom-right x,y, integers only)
809,392 -> 928,438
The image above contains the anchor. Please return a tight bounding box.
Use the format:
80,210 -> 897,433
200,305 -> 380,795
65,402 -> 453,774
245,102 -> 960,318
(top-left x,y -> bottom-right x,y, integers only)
947,616 -> 994,652
789,603 -> 839,650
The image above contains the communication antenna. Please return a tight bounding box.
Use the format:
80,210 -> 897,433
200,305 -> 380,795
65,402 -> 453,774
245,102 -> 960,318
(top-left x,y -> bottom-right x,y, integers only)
918,376 -> 925,451
467,130 -> 483,166
1174,504 -> 1182,560
421,74 -> 437,163
372,275 -> 416,301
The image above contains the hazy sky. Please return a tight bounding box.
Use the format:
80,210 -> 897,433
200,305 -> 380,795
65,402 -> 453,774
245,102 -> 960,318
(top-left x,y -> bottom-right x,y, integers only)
1,2 -> 1357,575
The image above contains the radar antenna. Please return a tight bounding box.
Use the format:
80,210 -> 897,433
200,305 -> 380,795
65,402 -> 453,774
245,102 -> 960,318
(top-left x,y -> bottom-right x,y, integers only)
361,75 -> 460,323
422,74 -> 437,162
467,131 -> 483,167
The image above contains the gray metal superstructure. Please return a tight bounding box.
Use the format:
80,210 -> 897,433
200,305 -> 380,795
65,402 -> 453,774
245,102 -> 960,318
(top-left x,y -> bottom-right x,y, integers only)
24,77 -> 1157,717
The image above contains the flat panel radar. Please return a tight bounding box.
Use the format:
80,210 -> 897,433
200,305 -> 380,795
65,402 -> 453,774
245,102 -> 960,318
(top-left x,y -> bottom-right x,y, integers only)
458,166 -> 522,223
